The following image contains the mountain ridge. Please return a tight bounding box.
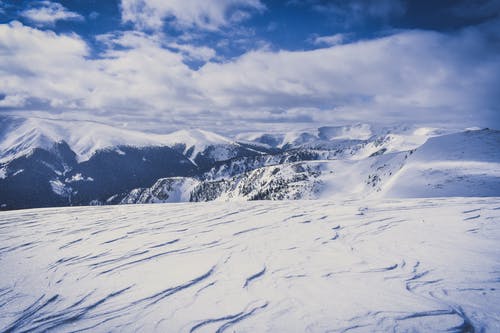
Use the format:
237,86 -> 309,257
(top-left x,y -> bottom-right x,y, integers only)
0,115 -> 498,210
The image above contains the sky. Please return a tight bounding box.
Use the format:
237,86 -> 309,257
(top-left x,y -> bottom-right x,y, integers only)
0,0 -> 499,133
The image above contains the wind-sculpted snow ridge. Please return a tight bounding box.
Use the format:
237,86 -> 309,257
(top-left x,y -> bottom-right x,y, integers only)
1,198 -> 499,332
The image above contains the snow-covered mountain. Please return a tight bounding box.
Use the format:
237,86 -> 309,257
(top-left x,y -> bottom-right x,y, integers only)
236,123 -> 445,153
236,124 -> 375,148
162,129 -> 252,166
0,116 -> 170,163
0,115 -> 263,209
0,115 -> 498,210
0,115 -> 257,164
121,129 -> 500,205
120,161 -> 324,204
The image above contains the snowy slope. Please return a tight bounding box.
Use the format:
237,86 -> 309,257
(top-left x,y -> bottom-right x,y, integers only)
121,177 -> 199,204
382,129 -> 500,197
1,198 -> 499,332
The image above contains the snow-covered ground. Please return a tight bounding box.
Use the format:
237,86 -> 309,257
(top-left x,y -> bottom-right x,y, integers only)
1,198 -> 499,332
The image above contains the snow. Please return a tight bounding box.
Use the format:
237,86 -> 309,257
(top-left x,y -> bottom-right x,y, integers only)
162,129 -> 240,164
237,124 -> 449,152
283,129 -> 500,200
383,161 -> 500,198
405,129 -> 500,163
49,179 -> 69,197
163,129 -> 235,153
0,116 -> 168,163
120,128 -> 500,204
0,116 -> 236,163
382,129 -> 500,198
115,148 -> 126,155
65,173 -> 94,183
0,115 -> 471,171
121,177 -> 199,204
0,198 -> 499,332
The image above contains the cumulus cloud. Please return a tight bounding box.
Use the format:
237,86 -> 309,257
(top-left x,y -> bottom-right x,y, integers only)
0,21 -> 90,107
1,19 -> 499,131
0,22 -> 198,114
198,25 -> 500,118
120,0 -> 265,31
20,1 -> 84,25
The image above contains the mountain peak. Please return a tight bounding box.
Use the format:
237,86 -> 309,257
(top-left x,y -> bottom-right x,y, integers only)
164,128 -> 234,147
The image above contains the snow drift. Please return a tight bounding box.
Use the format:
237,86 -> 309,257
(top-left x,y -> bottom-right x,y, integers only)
0,198 -> 499,332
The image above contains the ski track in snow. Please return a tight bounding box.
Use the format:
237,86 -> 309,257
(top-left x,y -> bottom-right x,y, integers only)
0,198 -> 499,332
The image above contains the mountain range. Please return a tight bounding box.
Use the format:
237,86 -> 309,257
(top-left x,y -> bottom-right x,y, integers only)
1,115 -> 499,210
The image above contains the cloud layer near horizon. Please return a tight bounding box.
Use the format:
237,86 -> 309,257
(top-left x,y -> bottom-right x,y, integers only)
0,2 -> 499,132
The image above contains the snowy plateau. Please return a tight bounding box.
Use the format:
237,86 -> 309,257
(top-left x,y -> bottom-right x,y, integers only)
1,199 -> 499,332
0,115 -> 499,332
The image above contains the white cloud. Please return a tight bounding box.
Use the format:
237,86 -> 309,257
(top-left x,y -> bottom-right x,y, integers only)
120,0 -> 265,31
0,94 -> 27,108
312,33 -> 346,46
0,21 -> 90,106
21,1 -> 84,25
0,23 -> 192,113
167,42 -> 216,62
88,31 -> 201,111
195,24 -> 500,127
97,31 -> 217,62
0,20 -> 499,131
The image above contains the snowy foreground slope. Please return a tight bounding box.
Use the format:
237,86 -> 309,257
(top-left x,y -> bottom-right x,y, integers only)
1,198 -> 499,332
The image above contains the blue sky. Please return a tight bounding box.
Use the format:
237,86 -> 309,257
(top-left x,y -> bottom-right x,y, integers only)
0,0 -> 499,133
